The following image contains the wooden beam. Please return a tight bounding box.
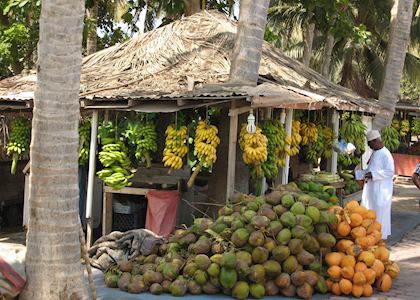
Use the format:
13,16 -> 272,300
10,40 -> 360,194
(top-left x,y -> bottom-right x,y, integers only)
102,189 -> 113,235
226,103 -> 239,201
103,186 -> 150,195
282,109 -> 294,184
330,110 -> 339,174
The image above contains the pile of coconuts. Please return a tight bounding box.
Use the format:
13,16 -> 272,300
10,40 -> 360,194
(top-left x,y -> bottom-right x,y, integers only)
104,182 -> 339,299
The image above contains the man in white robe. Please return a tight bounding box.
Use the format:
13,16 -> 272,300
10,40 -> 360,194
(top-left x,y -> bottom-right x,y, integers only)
361,130 -> 394,240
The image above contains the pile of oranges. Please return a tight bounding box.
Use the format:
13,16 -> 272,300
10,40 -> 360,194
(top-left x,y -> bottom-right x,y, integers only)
324,201 -> 400,297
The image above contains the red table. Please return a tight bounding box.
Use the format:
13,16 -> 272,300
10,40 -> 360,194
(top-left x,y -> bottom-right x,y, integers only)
392,153 -> 420,176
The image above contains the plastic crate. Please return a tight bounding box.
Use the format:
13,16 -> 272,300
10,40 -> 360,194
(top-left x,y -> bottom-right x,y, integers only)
112,196 -> 147,232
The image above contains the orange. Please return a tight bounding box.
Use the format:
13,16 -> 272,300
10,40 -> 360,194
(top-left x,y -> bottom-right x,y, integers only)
364,209 -> 376,220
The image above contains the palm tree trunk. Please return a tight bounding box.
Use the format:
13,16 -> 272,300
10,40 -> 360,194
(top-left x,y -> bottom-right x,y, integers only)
19,0 -> 87,299
229,0 -> 271,85
321,32 -> 335,77
302,13 -> 315,67
86,0 -> 98,55
183,0 -> 201,16
373,0 -> 414,130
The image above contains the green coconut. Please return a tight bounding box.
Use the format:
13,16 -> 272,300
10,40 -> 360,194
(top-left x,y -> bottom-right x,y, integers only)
272,245 -> 291,262
220,267 -> 237,289
232,281 -> 250,300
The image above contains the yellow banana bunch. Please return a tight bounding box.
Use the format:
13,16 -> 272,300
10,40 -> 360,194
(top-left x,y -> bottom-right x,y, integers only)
162,125 -> 188,173
300,122 -> 318,145
187,120 -> 221,187
239,125 -> 268,165
284,120 -> 301,157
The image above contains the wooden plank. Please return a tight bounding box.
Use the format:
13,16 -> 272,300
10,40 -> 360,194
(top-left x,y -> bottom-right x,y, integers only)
104,186 -> 149,195
102,189 -> 113,235
226,104 -> 238,201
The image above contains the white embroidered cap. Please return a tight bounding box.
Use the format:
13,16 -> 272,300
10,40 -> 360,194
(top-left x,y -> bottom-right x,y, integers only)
366,130 -> 381,141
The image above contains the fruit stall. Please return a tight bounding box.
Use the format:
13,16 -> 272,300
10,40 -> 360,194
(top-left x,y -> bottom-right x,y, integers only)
0,11 -> 403,300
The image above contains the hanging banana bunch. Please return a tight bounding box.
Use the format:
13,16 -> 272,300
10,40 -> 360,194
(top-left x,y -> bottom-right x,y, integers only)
97,121 -> 135,190
381,126 -> 400,151
284,120 -> 301,156
6,118 -> 31,175
306,125 -> 324,164
261,120 -> 287,180
134,123 -> 157,168
412,119 -> 420,136
238,123 -> 268,179
321,126 -> 335,159
187,120 -> 220,187
391,118 -> 400,131
78,119 -> 91,166
399,119 -> 410,137
97,142 -> 135,190
163,125 -> 188,174
338,113 -> 366,168
300,122 -> 318,145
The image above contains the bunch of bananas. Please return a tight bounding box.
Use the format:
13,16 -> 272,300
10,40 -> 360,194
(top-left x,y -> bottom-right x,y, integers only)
134,123 -> 157,168
300,122 -> 318,145
97,142 -> 135,190
305,125 -> 324,164
284,120 -> 301,156
78,119 -> 91,165
391,118 -> 400,130
162,125 -> 188,173
321,126 -> 335,158
239,123 -> 268,178
399,119 -> 410,137
187,120 -> 221,187
6,118 -> 31,174
261,120 -> 287,179
338,113 -> 366,168
381,126 -> 400,151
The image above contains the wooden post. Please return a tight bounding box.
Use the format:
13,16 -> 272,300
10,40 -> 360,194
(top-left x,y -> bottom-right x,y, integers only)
282,109 -> 293,184
331,110 -> 339,174
226,104 -> 239,202
86,110 -> 98,247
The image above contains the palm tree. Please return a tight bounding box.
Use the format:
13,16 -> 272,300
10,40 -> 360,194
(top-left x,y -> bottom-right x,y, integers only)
19,0 -> 88,298
229,0 -> 271,85
374,0 -> 415,129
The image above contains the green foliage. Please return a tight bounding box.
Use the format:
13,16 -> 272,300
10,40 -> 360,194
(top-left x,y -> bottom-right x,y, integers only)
0,0 -> 39,78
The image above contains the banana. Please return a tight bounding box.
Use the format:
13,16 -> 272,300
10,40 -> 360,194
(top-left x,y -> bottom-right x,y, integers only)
381,126 -> 400,151
163,124 -> 188,173
6,118 -> 31,175
188,120 -> 221,187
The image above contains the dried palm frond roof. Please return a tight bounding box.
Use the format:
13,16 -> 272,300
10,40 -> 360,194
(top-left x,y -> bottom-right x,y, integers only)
0,10 -> 387,113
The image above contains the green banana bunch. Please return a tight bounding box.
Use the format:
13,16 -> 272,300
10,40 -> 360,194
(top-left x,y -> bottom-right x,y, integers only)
400,119 -> 410,137
261,120 -> 287,179
78,119 -> 91,165
338,114 -> 366,168
6,118 -> 31,174
412,119 -> 420,136
381,126 -> 400,151
391,118 -> 400,130
97,121 -> 135,190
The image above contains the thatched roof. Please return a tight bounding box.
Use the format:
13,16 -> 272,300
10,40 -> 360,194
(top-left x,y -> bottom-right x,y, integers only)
0,10 -> 387,113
